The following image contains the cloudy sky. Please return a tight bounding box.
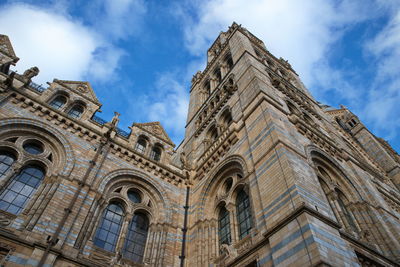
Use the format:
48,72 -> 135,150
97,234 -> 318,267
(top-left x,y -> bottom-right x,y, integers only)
0,0 -> 399,152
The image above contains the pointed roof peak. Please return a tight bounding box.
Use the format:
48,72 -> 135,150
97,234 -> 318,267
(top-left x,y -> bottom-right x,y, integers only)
54,79 -> 100,105
133,121 -> 174,146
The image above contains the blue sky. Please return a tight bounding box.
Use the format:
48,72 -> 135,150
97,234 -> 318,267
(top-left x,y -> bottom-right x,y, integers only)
0,0 -> 399,152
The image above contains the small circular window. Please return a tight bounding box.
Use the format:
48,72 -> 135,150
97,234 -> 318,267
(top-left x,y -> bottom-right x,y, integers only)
23,141 -> 44,155
127,190 -> 141,203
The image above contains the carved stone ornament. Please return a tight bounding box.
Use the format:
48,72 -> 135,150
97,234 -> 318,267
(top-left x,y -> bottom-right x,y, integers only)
0,212 -> 14,227
77,85 -> 88,93
22,66 -> 39,80
152,125 -> 162,135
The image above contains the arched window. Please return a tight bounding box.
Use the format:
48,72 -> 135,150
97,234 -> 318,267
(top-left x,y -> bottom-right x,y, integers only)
224,54 -> 234,70
214,68 -> 222,83
0,152 -> 15,178
94,203 -> 124,252
0,165 -> 45,215
123,213 -> 149,263
236,189 -> 252,239
150,146 -> 162,162
221,109 -> 233,128
336,190 -> 357,232
204,80 -> 211,96
135,137 -> 147,154
218,206 -> 231,246
49,95 -> 67,110
67,105 -> 84,119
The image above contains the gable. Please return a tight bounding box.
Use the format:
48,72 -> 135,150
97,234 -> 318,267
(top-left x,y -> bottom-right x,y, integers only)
133,122 -> 174,146
55,80 -> 100,104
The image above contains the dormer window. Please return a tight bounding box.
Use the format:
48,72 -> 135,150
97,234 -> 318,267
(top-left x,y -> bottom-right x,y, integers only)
67,105 -> 84,119
150,145 -> 162,162
135,137 -> 147,154
49,95 -> 67,110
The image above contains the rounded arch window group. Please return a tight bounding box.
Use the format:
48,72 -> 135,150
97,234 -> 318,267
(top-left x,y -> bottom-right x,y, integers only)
93,184 -> 154,264
47,91 -> 86,119
209,165 -> 254,251
0,135 -> 53,215
134,135 -> 163,162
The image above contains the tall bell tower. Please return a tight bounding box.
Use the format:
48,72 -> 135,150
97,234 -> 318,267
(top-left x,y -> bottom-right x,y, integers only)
179,22 -> 400,266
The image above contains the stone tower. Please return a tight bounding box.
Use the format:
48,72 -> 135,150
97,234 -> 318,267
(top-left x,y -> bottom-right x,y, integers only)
179,23 -> 400,266
0,23 -> 400,267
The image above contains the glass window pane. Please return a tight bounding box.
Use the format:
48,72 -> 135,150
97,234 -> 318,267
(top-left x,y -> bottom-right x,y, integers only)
236,190 -> 252,240
218,207 -> 231,246
94,203 -> 124,252
0,165 -> 45,215
123,213 -> 149,263
0,152 -> 15,178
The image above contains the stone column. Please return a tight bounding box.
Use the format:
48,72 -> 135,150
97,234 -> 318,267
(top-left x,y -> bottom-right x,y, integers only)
116,212 -> 133,254
0,161 -> 22,188
227,203 -> 238,244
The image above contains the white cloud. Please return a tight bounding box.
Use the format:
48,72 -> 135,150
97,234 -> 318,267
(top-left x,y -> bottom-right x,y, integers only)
363,10 -> 400,140
0,4 -> 99,84
131,72 -> 189,144
182,0 -> 371,86
0,1 -> 146,84
86,0 -> 147,41
172,0 -> 400,149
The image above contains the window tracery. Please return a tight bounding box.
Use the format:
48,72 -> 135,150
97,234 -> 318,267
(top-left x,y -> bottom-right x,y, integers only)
90,183 -> 158,264
312,152 -> 361,235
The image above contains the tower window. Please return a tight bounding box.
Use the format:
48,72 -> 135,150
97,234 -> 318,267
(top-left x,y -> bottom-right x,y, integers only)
67,105 -> 84,119
214,68 -> 222,84
49,96 -> 67,110
204,80 -> 211,95
207,125 -> 218,142
225,54 -> 234,70
0,165 -> 45,215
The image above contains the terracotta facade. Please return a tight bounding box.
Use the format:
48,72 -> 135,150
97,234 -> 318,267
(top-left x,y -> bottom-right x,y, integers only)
0,23 -> 399,267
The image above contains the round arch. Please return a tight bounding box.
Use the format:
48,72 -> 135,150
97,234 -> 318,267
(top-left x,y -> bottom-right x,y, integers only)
97,168 -> 172,223
198,155 -> 248,220
306,145 -> 364,202
0,117 -> 75,177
